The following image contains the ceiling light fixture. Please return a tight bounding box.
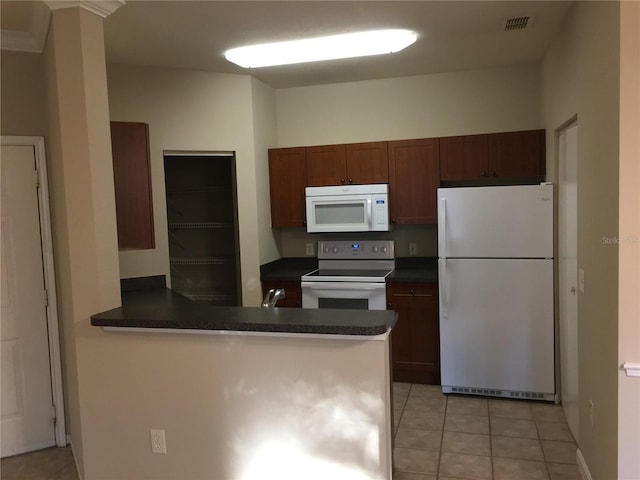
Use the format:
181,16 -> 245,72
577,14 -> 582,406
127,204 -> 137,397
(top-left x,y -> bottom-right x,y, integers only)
225,29 -> 417,68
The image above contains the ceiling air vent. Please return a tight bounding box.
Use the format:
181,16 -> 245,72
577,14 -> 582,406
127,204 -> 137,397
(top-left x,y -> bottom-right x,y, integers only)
503,16 -> 532,32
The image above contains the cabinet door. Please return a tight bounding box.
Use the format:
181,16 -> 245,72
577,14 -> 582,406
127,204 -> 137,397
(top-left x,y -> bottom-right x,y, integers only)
439,134 -> 489,181
387,283 -> 440,385
306,144 -> 347,186
345,141 -> 389,184
110,121 -> 155,250
268,148 -> 307,227
488,129 -> 546,178
261,280 -> 302,308
388,138 -> 439,224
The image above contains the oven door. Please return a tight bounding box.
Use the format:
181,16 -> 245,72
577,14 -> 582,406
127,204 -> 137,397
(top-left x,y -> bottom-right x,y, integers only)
301,281 -> 387,310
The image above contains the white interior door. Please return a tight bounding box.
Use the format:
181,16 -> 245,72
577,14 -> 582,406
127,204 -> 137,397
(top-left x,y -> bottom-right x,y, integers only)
558,124 -> 579,439
1,145 -> 56,456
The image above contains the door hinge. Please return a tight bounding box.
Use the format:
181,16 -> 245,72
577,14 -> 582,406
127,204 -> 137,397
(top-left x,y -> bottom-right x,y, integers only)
51,404 -> 57,424
44,289 -> 49,307
35,169 -> 40,188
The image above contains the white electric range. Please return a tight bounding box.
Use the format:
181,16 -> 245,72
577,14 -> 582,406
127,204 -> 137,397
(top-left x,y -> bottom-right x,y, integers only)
301,240 -> 395,310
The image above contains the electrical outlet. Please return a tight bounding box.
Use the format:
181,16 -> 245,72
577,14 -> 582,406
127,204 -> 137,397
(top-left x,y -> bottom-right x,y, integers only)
409,243 -> 417,256
305,243 -> 314,256
589,400 -> 595,428
150,429 -> 167,454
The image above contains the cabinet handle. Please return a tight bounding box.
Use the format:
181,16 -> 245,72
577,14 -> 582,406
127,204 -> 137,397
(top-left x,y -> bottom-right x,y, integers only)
391,218 -> 397,224
410,289 -> 415,295
348,178 -> 353,183
393,293 -> 434,297
481,171 -> 487,177
490,171 -> 496,177
340,178 -> 345,184
387,302 -> 393,308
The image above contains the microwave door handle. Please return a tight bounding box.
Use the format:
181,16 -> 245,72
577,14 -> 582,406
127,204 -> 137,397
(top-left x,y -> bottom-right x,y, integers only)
366,198 -> 372,229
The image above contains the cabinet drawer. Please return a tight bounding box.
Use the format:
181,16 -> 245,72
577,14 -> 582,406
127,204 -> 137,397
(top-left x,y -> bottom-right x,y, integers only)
387,283 -> 438,308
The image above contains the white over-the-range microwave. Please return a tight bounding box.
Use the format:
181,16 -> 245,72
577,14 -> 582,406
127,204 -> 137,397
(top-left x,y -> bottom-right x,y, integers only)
305,184 -> 390,233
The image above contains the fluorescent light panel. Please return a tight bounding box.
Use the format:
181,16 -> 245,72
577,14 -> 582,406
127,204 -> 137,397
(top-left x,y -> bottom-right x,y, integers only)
225,29 -> 417,68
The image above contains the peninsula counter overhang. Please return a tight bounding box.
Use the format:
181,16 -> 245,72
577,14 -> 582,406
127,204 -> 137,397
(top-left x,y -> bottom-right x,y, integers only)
90,288 -> 397,336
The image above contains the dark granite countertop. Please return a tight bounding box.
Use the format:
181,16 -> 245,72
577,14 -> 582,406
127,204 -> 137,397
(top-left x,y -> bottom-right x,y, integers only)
260,257 -> 318,281
386,257 -> 438,283
260,256 -> 438,284
91,288 -> 396,336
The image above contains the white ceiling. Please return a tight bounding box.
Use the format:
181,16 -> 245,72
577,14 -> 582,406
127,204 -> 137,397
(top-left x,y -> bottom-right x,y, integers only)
2,1 -> 574,89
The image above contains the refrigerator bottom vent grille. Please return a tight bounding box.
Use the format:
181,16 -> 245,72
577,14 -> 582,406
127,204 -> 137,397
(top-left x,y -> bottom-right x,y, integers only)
448,386 -> 547,400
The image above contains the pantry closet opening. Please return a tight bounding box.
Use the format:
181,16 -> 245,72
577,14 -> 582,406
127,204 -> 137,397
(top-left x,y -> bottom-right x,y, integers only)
164,151 -> 241,306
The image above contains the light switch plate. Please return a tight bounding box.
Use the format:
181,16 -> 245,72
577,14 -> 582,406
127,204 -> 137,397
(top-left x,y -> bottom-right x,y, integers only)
578,268 -> 585,294
409,243 -> 417,256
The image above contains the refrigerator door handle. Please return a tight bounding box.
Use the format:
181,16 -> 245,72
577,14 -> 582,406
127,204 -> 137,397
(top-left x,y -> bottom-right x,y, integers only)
440,197 -> 447,259
440,259 -> 448,319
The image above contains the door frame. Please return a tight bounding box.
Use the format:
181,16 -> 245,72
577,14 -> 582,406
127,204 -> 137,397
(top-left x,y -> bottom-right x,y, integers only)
554,117 -> 579,435
1,135 -> 66,447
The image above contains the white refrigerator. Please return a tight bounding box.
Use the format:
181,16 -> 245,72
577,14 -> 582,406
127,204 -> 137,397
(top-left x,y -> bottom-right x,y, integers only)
438,184 -> 555,401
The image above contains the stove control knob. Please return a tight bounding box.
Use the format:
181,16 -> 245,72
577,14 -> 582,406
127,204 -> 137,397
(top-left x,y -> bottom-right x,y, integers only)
332,247 -> 339,254
381,246 -> 388,253
323,246 -> 330,254
372,246 -> 379,253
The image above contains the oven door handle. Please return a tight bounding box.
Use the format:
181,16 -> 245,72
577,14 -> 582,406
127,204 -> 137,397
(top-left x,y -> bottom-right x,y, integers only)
301,282 -> 385,290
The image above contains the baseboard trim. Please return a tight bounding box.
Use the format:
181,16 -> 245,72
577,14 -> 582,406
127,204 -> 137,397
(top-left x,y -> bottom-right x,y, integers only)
66,435 -> 83,480
577,448 -> 593,480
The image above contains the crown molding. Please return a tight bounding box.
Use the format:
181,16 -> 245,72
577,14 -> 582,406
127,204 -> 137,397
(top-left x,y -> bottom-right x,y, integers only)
45,1 -> 125,18
1,3 -> 51,53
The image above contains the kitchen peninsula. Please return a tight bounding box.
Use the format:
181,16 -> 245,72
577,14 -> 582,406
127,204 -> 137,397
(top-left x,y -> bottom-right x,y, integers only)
89,283 -> 396,480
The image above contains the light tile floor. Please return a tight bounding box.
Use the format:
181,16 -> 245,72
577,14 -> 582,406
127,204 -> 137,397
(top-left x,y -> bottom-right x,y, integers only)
393,382 -> 582,480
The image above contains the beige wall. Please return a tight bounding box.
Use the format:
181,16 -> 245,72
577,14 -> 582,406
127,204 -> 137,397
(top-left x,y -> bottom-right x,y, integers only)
0,51 -> 48,136
276,63 -> 541,147
107,65 -> 277,306
541,2 -> 620,479
618,1 -> 640,478
250,77 -> 280,264
275,63 -> 542,257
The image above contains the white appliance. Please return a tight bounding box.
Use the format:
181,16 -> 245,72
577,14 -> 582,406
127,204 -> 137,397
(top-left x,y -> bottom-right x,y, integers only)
305,184 -> 389,233
301,240 -> 394,310
438,184 -> 555,401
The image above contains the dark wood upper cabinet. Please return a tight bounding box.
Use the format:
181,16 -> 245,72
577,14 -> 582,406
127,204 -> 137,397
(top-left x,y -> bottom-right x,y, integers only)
488,129 -> 546,178
439,134 -> 489,181
268,147 -> 307,228
306,144 -> 346,186
345,141 -> 389,184
388,138 -> 440,224
440,130 -> 545,181
110,121 -> 155,250
306,141 -> 388,186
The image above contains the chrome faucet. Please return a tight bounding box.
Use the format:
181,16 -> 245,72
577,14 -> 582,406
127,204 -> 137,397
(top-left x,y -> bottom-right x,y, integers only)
261,288 -> 286,308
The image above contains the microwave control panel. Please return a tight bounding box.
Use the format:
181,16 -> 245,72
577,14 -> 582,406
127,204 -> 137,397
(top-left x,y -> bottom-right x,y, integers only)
318,240 -> 395,260
373,197 -> 389,227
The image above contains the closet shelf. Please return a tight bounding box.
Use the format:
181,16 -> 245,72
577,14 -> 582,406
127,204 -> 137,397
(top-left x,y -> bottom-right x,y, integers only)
168,222 -> 232,229
167,186 -> 231,194
180,290 -> 237,303
170,256 -> 234,265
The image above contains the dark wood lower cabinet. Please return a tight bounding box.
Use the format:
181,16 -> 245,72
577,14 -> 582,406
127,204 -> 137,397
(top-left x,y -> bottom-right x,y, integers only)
387,282 -> 440,385
261,280 -> 302,308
